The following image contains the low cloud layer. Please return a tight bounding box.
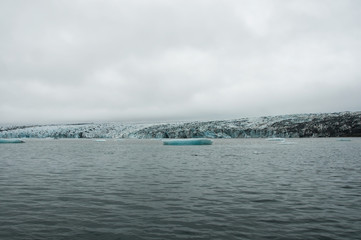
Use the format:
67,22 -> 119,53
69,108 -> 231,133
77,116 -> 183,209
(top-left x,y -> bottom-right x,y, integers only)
1,0 -> 360,124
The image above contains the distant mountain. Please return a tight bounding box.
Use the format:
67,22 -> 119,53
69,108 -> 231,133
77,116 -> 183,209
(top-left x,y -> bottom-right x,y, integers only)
1,111 -> 360,139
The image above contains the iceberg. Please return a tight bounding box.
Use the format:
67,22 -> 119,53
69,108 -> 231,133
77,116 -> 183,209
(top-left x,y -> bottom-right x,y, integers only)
163,138 -> 212,146
266,137 -> 285,142
0,139 -> 25,144
337,138 -> 351,142
278,141 -> 296,145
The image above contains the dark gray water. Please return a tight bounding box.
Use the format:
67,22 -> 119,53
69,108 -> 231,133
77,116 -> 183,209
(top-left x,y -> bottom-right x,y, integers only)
1,138 -> 361,240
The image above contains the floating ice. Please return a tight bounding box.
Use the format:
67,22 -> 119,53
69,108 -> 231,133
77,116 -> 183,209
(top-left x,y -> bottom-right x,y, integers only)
266,138 -> 285,142
337,138 -> 351,142
0,139 -> 25,144
278,141 -> 296,145
163,138 -> 212,145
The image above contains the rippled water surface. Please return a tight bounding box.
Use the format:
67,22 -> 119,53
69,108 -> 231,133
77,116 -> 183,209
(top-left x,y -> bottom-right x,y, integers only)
1,138 -> 361,240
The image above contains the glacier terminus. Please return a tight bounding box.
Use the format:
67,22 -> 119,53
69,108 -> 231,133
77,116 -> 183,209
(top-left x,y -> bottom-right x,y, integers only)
0,111 -> 360,139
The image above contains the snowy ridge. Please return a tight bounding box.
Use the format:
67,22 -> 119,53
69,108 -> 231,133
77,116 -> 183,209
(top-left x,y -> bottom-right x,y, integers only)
0,123 -> 151,139
131,111 -> 361,138
1,111 -> 360,139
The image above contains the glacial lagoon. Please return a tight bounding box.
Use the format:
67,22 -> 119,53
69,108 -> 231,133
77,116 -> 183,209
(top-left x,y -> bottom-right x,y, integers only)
0,138 -> 360,239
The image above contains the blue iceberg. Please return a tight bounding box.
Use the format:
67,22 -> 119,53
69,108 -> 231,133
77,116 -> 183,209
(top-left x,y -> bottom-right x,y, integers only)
0,139 -> 25,144
163,138 -> 212,146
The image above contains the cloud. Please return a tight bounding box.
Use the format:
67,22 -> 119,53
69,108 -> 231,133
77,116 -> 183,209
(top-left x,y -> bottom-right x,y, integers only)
0,0 -> 361,124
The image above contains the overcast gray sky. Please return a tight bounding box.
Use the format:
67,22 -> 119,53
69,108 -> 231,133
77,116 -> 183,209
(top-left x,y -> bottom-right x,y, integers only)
1,0 -> 360,124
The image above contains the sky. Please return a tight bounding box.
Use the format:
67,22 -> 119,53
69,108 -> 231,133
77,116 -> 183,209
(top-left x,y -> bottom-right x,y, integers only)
1,0 -> 360,125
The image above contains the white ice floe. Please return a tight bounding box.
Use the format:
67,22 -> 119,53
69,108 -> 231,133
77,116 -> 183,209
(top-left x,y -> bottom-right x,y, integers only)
278,141 -> 296,145
266,138 -> 285,142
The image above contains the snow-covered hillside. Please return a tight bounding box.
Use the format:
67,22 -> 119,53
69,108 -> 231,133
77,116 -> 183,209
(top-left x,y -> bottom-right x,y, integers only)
1,111 -> 360,139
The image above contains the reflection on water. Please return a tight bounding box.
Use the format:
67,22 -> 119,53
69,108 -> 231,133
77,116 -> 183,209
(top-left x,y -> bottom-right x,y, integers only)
1,138 -> 361,240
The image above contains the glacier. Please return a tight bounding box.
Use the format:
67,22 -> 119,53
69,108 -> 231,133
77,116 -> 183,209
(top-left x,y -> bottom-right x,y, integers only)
0,111 -> 360,139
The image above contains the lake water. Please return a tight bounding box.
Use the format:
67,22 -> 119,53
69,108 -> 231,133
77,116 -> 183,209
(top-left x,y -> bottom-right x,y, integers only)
1,138 -> 360,240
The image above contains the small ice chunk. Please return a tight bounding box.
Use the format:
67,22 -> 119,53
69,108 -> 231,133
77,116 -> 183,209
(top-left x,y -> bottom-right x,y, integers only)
337,138 -> 351,142
278,141 -> 296,145
163,138 -> 212,145
0,139 -> 25,144
266,138 -> 285,142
